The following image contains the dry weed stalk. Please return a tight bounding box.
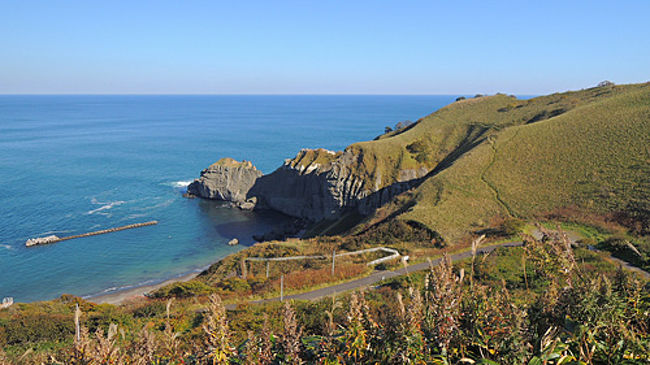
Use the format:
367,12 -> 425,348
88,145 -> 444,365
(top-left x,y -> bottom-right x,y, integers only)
258,314 -> 274,365
201,294 -> 235,364
280,301 -> 303,364
69,304 -> 92,364
525,225 -> 578,288
470,234 -> 485,288
343,292 -> 369,362
162,299 -> 181,361
130,327 -> 158,365
91,323 -> 123,363
425,253 -> 464,352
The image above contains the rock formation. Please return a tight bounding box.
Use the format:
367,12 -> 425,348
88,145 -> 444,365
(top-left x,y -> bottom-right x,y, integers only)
188,149 -> 429,222
25,235 -> 59,247
186,158 -> 262,208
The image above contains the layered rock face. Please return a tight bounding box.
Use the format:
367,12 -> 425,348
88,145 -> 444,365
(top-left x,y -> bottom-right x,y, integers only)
188,149 -> 429,221
250,148 -> 414,220
187,158 -> 262,207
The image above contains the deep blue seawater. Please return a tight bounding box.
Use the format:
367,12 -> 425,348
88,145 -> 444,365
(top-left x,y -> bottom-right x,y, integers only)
0,95 -> 458,302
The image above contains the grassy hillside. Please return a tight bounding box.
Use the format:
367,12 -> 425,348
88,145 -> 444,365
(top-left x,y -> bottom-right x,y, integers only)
351,82 -> 650,242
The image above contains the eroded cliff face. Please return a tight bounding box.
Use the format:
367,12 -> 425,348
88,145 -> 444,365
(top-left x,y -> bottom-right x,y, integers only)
187,158 -> 262,207
249,148 -> 426,220
188,148 -> 429,221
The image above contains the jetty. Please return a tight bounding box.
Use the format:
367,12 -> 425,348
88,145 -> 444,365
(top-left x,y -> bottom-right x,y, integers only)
25,221 -> 158,247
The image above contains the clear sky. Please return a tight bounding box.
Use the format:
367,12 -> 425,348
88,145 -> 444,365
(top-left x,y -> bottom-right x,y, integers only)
1,1 -> 648,94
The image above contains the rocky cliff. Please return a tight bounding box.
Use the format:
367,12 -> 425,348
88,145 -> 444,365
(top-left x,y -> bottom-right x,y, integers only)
188,149 -> 430,221
187,158 -> 262,208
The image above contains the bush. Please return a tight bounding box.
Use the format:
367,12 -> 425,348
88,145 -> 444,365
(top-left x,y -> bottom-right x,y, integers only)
132,301 -> 166,318
151,280 -> 216,299
86,304 -> 134,332
2,313 -> 73,345
216,278 -> 252,295
500,218 -> 525,236
406,140 -> 429,162
354,220 -> 442,247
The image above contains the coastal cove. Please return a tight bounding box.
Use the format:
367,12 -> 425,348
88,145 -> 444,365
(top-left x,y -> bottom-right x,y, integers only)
0,95 -> 457,303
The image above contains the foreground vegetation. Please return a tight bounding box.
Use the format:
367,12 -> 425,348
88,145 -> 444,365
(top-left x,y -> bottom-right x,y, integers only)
2,226 -> 648,364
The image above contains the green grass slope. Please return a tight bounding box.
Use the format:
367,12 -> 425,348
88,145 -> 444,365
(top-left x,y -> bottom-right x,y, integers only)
352,82 -> 650,242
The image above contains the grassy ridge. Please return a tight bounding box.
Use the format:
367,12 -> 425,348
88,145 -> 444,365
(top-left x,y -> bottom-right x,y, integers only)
353,82 -> 650,242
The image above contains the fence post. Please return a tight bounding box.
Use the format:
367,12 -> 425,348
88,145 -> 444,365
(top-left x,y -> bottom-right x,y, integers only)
266,261 -> 270,279
280,274 -> 284,301
331,250 -> 336,276
241,258 -> 247,279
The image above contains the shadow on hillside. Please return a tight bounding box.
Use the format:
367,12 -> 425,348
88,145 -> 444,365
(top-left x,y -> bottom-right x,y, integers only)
328,124 -> 492,237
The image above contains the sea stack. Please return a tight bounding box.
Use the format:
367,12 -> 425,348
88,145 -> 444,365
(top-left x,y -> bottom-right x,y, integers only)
186,158 -> 262,208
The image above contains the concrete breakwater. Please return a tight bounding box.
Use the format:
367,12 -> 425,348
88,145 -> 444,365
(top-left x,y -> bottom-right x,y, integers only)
25,221 -> 158,247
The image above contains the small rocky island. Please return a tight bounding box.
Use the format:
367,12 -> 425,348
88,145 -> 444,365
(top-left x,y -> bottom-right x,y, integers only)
186,158 -> 261,210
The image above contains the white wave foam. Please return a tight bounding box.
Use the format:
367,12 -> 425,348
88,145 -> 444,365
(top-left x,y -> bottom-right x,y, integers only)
173,180 -> 192,188
162,180 -> 193,188
87,200 -> 125,215
0,244 -> 14,250
82,278 -> 158,299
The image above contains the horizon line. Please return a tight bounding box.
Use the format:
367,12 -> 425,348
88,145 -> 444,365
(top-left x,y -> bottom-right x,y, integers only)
0,92 -> 538,96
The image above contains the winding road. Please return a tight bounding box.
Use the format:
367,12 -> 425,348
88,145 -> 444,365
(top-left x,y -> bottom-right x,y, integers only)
227,231 -> 650,308
233,241 -> 524,308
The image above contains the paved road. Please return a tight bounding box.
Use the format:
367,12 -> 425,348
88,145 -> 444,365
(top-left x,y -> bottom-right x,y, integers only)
225,231 -> 650,309
245,242 -> 524,305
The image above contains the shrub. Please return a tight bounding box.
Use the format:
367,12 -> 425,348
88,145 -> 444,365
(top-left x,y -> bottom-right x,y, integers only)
151,280 -> 216,299
374,263 -> 388,271
354,219 -> 442,247
500,218 -> 525,236
2,313 -> 73,345
132,301 -> 166,318
216,278 -> 252,295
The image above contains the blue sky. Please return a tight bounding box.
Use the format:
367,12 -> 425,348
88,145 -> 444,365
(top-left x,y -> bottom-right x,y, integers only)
1,1 -> 648,94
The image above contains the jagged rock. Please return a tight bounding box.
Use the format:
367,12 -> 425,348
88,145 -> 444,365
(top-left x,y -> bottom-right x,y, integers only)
239,197 -> 257,210
190,148 -> 429,222
187,158 -> 262,205
249,148 -> 428,220
227,238 -> 239,246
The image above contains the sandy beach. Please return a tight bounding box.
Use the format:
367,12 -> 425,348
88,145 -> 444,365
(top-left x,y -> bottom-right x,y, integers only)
88,272 -> 199,305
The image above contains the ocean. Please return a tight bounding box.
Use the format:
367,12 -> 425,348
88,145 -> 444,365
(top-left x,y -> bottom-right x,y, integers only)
0,95 -> 458,302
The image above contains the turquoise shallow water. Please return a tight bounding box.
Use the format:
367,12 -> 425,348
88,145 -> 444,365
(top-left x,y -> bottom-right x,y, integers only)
0,95 -> 456,302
